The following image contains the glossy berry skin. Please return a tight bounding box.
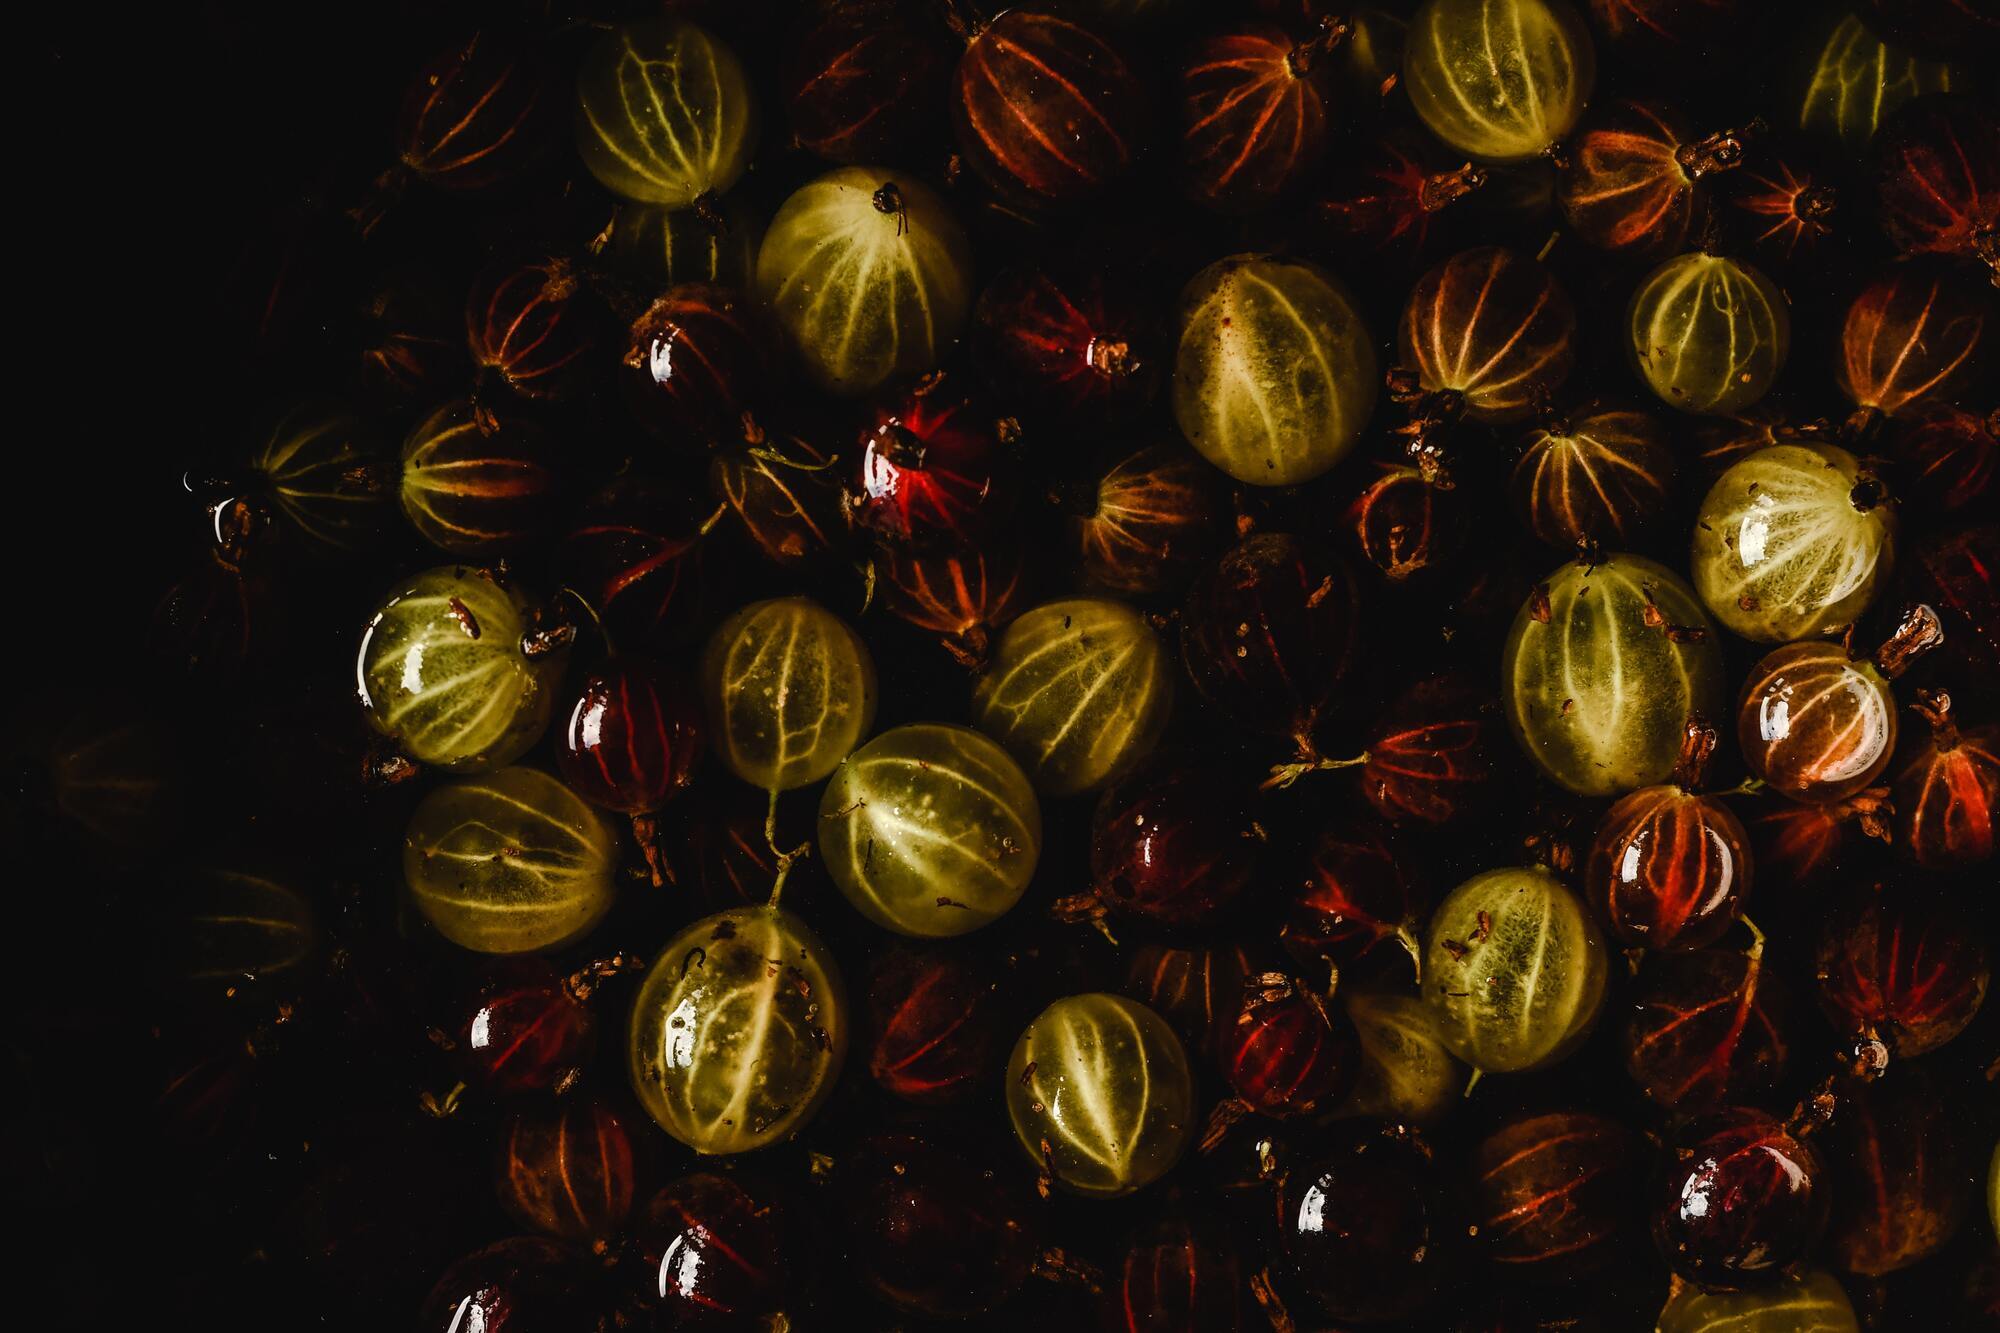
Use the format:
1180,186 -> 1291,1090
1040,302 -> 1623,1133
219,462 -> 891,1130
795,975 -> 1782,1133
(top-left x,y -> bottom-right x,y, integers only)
457,959 -> 595,1094
396,32 -> 549,191
953,11 -> 1148,212
864,945 -> 1001,1106
1814,888 -> 1989,1060
1089,761 -> 1261,930
557,659 -> 704,815
466,256 -> 599,403
631,1173 -> 792,1325
1221,981 -> 1358,1118
1737,643 -> 1899,804
1653,1108 -> 1829,1291
1360,675 -> 1502,827
1279,1124 -> 1454,1324
1473,1111 -> 1638,1281
1871,94 -> 1999,269
1104,1210 -> 1246,1333
971,263 -> 1163,421
619,283 -> 773,447
839,1133 -> 1037,1318
559,478 -> 705,650
1586,784 -> 1750,952
1181,533 -> 1361,752
1894,691 -> 1999,868
781,0 -> 952,164
1178,26 -> 1332,214
1121,941 -> 1255,1063
1622,945 -> 1791,1114
496,1097 -> 639,1244
419,1236 -> 594,1333
1282,820 -> 1422,985
852,383 -> 1014,549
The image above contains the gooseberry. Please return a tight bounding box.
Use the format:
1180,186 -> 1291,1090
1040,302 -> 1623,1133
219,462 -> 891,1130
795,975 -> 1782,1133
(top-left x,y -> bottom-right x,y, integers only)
1814,885 -> 1988,1063
495,1097 -> 638,1244
399,399 -> 556,556
466,255 -> 599,404
1893,688 -> 1999,868
574,19 -> 758,207
699,596 -> 878,794
1403,0 -> 1596,163
1511,405 -> 1677,550
1398,247 -> 1578,425
1628,251 -> 1791,416
1473,1110 -> 1638,1280
1654,1107 -> 1829,1290
1622,933 -> 1791,1113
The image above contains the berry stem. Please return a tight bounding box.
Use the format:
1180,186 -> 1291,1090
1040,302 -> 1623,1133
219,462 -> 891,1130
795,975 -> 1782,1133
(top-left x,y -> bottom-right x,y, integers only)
1262,751 -> 1368,791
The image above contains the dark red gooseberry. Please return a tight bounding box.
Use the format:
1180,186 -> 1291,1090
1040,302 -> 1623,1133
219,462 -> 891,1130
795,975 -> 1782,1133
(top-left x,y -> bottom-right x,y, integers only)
1398,247 -> 1579,426
1357,675 -> 1502,827
951,10 -> 1148,212
419,1236 -> 596,1333
1584,0 -> 1741,60
466,256 -> 599,403
1181,533 -> 1361,759
852,381 -> 1015,549
1473,1111 -> 1639,1281
708,429 -> 853,570
1178,22 -> 1342,215
620,283 -> 773,447
1343,459 -> 1465,583
1220,975 -> 1358,1118
1316,133 -> 1486,261
1086,760 -> 1262,931
971,263 -> 1163,420
840,1133 -> 1038,1318
1586,721 -> 1751,952
496,1097 -> 639,1246
881,539 -> 1029,667
1511,406 -> 1677,550
1062,444 -> 1219,597
1103,1210 -> 1245,1333
1825,1066 -> 1971,1276
782,0 -> 953,164
1721,138 -> 1841,268
633,1173 -> 793,1324
396,32 -> 549,192
1894,689 -> 1999,867
865,945 -> 1001,1106
1838,263 -> 1994,428
1281,820 -> 1422,986
1742,787 -> 1890,890
1622,938 -> 1791,1113
1120,940 -> 1256,1063
1652,1107 -> 1829,1291
1279,1124 -> 1454,1324
1897,400 -> 1999,514
1557,100 -> 1753,260
1736,606 -> 1944,804
457,959 -> 595,1094
558,659 -> 704,815
1908,524 -> 2000,689
400,402 -> 557,556
1872,94 -> 1999,275
1814,886 -> 1990,1063
357,272 -> 463,405
559,478 -> 706,650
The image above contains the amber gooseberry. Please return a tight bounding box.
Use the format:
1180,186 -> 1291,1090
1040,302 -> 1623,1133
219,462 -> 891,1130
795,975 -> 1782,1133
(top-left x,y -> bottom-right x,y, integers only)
627,904 -> 846,1154
1005,993 -> 1196,1198
1403,0 -> 1596,164
699,597 -> 878,794
1334,990 -> 1467,1126
356,566 -> 566,772
818,723 -> 1041,938
574,19 -> 758,207
1502,553 -> 1725,796
1796,13 -> 1955,156
754,167 -> 973,396
970,598 -> 1173,798
1171,254 -> 1377,487
1628,252 -> 1791,416
1692,442 -> 1896,643
1422,865 -> 1609,1078
403,767 -> 619,954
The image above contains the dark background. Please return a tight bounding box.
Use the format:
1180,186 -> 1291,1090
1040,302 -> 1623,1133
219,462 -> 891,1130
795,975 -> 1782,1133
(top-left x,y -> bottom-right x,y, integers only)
12,2 -> 1998,1329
